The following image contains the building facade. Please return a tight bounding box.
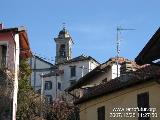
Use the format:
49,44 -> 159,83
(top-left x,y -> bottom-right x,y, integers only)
29,55 -> 56,91
29,27 -> 99,102
75,27 -> 160,120
75,65 -> 160,120
67,57 -> 139,98
0,24 -> 31,120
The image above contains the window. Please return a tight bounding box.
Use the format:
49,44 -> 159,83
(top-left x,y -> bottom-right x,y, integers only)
0,45 -> 7,68
70,66 -> 76,77
58,82 -> 61,90
70,80 -> 76,86
44,81 -> 52,90
137,92 -> 150,120
97,106 -> 105,120
46,95 -> 52,104
59,44 -> 66,57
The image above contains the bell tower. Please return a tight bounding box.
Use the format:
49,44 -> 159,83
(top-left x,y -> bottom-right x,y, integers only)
54,26 -> 73,64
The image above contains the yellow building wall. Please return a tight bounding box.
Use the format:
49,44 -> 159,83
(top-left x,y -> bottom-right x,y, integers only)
79,81 -> 160,120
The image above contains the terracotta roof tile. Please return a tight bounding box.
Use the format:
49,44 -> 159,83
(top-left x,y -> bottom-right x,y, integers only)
75,64 -> 160,105
67,57 -> 136,91
59,55 -> 99,65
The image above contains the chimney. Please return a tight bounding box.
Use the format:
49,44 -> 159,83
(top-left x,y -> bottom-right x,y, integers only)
120,61 -> 139,75
0,23 -> 4,30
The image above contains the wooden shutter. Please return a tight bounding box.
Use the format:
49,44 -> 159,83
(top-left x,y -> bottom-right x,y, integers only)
97,106 -> 105,120
137,92 -> 150,120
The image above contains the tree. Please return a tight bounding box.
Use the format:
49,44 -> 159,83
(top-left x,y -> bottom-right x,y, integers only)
0,68 -> 14,120
50,98 -> 79,120
17,58 -> 48,120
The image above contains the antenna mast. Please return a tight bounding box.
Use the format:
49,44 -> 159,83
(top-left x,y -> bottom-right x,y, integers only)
116,26 -> 135,77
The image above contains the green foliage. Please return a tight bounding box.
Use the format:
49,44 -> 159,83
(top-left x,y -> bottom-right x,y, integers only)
16,58 -> 79,120
17,58 -> 45,120
18,58 -> 32,90
0,68 -> 13,119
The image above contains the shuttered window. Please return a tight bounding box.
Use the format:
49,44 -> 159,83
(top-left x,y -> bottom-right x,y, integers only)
45,81 -> 52,90
70,66 -> 76,77
137,92 -> 150,120
97,106 -> 105,120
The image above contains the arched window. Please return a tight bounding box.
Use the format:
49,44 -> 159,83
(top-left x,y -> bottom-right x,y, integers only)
59,44 -> 66,57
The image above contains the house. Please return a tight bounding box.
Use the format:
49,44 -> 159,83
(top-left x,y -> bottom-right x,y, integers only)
75,64 -> 160,120
0,23 -> 31,120
29,55 -> 57,91
42,69 -> 63,103
53,27 -> 100,101
54,27 -> 100,90
30,27 -> 100,102
66,57 -> 139,98
74,27 -> 160,120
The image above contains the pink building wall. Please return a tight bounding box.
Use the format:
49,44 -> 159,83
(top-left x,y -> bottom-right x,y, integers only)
0,31 -> 16,72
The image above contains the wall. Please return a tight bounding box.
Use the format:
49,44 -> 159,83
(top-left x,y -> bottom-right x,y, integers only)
29,56 -> 53,91
0,32 -> 15,71
43,75 -> 62,101
79,81 -> 160,120
111,64 -> 121,80
80,63 -> 121,88
59,60 -> 99,91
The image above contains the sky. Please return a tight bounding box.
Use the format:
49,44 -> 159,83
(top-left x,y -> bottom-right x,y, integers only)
0,0 -> 160,63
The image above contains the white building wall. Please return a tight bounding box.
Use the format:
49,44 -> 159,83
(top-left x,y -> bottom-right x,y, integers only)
59,60 -> 99,91
43,76 -> 62,101
89,60 -> 99,72
29,56 -> 99,101
111,64 -> 121,79
29,56 -> 53,91
80,64 -> 121,88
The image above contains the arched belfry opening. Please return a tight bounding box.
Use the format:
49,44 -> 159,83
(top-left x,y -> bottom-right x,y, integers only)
59,44 -> 66,57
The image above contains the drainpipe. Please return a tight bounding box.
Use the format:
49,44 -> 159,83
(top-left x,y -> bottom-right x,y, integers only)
12,33 -> 20,120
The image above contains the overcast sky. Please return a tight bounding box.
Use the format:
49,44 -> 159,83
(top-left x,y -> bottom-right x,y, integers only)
0,0 -> 160,63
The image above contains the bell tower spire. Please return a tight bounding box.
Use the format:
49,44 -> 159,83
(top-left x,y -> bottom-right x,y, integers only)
54,24 -> 73,64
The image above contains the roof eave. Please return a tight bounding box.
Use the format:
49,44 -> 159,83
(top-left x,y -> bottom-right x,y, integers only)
135,27 -> 160,65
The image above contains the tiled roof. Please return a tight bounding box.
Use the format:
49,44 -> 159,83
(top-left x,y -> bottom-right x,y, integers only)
0,27 -> 32,58
59,55 -> 99,65
75,64 -> 160,105
66,57 -> 134,91
34,55 -> 54,66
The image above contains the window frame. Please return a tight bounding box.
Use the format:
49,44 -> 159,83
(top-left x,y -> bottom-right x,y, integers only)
0,41 -> 8,69
137,92 -> 150,120
57,82 -> 61,90
44,81 -> 52,90
70,66 -> 76,77
97,106 -> 105,120
70,79 -> 76,86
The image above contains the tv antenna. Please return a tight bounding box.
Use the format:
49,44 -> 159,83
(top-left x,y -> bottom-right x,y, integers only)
116,26 -> 135,77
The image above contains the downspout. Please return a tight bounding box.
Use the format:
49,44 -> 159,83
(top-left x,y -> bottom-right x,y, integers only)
12,33 -> 20,120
